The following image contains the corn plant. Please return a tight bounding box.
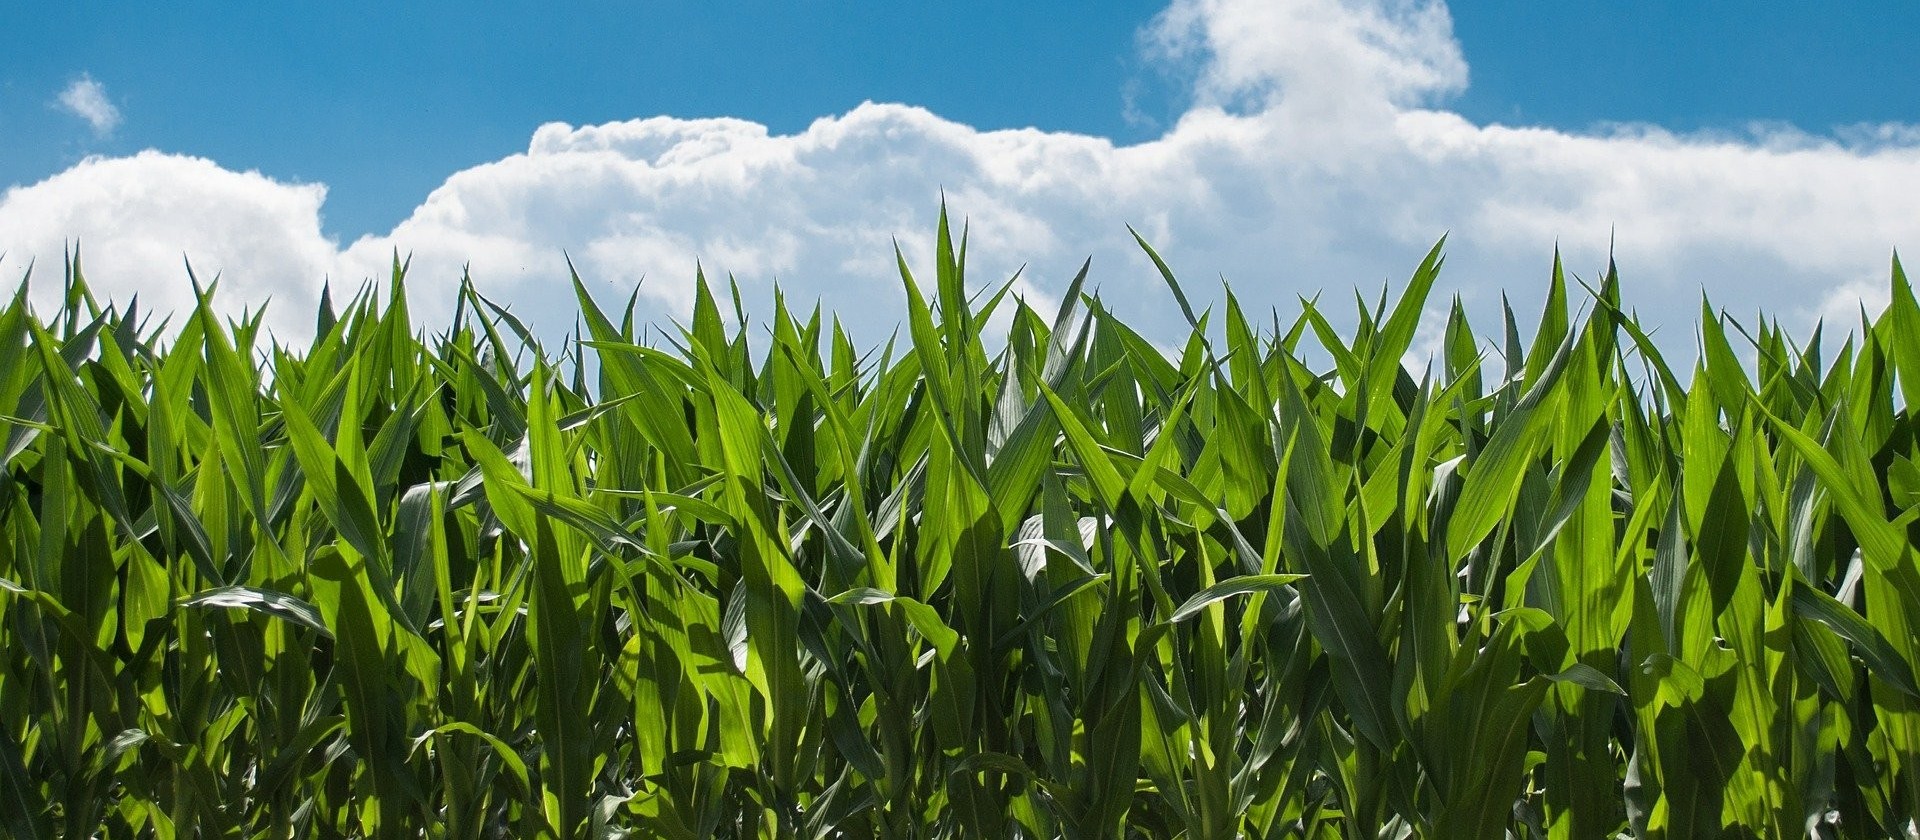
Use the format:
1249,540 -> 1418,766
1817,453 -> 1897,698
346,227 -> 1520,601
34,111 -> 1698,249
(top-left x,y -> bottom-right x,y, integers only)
2,211 -> 1919,838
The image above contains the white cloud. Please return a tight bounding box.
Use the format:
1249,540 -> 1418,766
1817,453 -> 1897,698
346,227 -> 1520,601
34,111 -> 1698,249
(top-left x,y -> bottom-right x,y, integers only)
57,75 -> 122,135
1148,0 -> 1466,117
0,152 -> 333,330
5,0 -> 1920,354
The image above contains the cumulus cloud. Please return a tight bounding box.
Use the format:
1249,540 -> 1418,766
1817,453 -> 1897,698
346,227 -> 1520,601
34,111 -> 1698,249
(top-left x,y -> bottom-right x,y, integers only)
57,75 -> 122,135
0,152 -> 334,328
1149,0 -> 1466,119
4,0 -> 1919,352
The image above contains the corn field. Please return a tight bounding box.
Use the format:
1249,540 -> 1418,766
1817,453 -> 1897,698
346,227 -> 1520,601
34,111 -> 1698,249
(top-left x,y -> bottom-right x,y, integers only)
3,212 -> 1920,838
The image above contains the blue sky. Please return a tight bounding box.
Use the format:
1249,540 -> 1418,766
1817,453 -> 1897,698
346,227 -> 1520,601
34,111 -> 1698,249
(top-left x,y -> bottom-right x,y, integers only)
6,0 -> 1920,346
10,2 -> 1920,241
5,0 -> 1173,240
1449,4 -> 1920,132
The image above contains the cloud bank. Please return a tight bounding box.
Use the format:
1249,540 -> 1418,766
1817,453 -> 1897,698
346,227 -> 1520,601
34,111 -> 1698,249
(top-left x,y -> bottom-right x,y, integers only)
6,0 -> 1919,351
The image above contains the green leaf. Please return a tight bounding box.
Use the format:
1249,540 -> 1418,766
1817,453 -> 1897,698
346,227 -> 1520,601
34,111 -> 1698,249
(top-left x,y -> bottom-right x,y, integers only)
1447,322 -> 1579,561
1364,236 -> 1444,420
179,586 -> 333,639
1545,663 -> 1627,695
1887,253 -> 1920,409
1792,582 -> 1920,699
1168,574 -> 1307,623
0,719 -> 50,840
1039,383 -> 1128,510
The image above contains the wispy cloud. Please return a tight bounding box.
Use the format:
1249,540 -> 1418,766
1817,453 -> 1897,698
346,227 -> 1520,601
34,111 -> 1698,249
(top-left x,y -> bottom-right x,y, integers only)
57,74 -> 122,135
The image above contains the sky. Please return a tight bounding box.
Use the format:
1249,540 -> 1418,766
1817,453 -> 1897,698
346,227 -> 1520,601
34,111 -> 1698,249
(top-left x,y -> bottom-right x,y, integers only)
5,0 -> 1920,351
